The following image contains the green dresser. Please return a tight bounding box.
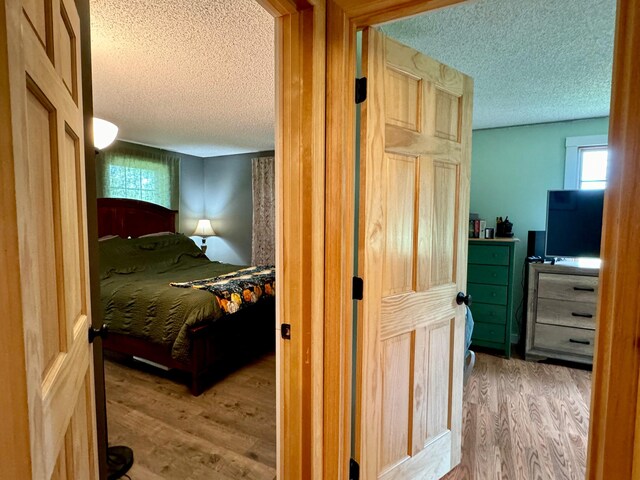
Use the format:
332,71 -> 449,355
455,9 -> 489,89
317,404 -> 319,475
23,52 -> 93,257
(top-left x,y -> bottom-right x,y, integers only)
467,238 -> 519,358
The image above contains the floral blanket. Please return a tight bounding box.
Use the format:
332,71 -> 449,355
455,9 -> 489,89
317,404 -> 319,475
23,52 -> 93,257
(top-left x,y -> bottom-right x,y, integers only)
170,266 -> 275,315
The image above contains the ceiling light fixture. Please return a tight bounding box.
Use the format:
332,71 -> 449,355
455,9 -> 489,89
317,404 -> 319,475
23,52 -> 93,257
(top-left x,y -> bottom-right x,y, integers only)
93,117 -> 118,150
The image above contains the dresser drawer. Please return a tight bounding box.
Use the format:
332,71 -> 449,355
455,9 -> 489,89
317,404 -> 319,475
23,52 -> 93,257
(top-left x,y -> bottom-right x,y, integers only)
468,283 -> 508,305
536,298 -> 596,330
534,324 -> 595,357
471,303 -> 507,325
467,264 -> 509,286
538,273 -> 598,302
472,322 -> 506,344
468,244 -> 510,266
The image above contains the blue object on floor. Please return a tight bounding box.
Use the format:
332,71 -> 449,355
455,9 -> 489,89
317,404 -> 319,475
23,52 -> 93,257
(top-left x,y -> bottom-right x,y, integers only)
464,305 -> 474,352
464,306 -> 476,385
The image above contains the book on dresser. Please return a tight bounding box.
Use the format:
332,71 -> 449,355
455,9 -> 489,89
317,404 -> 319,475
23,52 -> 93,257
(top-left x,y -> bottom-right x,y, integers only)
525,262 -> 599,365
467,238 -> 519,358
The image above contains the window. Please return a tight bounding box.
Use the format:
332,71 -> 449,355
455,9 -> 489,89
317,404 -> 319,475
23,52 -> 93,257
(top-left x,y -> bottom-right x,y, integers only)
564,134 -> 608,190
106,161 -> 172,207
97,145 -> 179,209
578,146 -> 608,190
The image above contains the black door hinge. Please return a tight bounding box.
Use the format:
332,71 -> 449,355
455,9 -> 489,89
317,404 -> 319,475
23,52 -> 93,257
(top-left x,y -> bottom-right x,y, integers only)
355,77 -> 367,104
281,323 -> 291,340
349,458 -> 360,480
352,276 -> 363,300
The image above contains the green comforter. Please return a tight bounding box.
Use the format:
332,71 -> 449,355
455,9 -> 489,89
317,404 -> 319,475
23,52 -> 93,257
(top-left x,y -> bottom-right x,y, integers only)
99,234 -> 244,362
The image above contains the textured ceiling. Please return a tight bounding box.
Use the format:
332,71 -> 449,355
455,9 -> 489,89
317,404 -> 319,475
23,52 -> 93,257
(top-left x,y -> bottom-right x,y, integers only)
90,0 -> 274,157
91,0 -> 615,157
382,0 -> 616,130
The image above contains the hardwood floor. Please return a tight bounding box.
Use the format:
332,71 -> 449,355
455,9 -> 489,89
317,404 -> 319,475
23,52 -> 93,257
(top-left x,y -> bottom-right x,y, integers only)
105,353 -> 276,480
105,351 -> 590,480
443,352 -> 592,480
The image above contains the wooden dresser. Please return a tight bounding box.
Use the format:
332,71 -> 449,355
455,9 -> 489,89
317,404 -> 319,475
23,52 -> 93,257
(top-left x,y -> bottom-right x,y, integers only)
467,238 -> 519,358
525,262 -> 599,365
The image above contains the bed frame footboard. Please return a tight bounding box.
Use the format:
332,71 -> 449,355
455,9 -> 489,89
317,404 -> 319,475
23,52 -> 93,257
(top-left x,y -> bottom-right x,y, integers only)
103,298 -> 276,396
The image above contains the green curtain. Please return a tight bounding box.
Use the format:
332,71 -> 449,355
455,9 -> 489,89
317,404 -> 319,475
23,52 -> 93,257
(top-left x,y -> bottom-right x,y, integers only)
96,143 -> 180,210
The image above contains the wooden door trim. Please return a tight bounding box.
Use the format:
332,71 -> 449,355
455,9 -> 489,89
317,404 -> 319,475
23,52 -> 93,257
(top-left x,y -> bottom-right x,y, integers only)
256,0 -> 314,17
587,0 -> 640,478
334,0 -> 467,27
323,3 -> 356,478
259,1 -> 327,479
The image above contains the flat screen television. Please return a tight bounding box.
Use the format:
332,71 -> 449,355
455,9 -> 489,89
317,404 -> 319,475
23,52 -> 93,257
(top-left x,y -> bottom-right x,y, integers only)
545,189 -> 605,259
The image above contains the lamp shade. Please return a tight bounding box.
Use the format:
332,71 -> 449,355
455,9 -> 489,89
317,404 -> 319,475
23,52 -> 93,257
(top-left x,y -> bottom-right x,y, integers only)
192,219 -> 216,237
93,117 -> 118,150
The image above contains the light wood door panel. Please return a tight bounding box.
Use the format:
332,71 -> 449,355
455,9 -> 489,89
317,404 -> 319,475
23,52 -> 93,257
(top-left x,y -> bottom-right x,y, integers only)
434,89 -> 461,142
385,67 -> 422,132
5,0 -> 98,477
357,28 -> 472,480
430,161 -> 458,287
383,153 -> 418,297
379,333 -> 412,473
57,2 -> 77,101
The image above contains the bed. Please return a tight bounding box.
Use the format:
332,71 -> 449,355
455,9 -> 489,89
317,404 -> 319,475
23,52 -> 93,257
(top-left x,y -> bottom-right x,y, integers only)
97,198 -> 276,395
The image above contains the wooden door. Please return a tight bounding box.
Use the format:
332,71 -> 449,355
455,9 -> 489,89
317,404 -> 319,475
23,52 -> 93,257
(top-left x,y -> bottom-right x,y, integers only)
356,28 -> 472,480
2,0 -> 98,478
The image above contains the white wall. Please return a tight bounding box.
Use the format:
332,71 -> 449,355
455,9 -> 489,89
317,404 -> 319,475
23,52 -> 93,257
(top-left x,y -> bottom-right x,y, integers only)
202,150 -> 274,265
179,157 -> 205,234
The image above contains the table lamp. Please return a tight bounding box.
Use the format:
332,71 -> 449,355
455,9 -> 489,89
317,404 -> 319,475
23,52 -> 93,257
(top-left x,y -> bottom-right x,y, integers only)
192,219 -> 216,253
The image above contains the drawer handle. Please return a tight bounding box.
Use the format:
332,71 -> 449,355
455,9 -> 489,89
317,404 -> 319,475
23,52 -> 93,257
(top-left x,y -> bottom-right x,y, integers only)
571,312 -> 593,318
574,286 -> 595,292
569,338 -> 591,345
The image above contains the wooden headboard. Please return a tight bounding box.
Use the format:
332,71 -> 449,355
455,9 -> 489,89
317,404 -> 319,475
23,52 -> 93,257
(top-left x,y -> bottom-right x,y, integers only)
97,198 -> 178,238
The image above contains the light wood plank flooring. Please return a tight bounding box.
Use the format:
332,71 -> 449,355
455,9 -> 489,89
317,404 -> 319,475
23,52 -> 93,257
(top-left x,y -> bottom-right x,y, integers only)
443,353 -> 592,480
105,353 -> 276,480
106,352 -> 590,480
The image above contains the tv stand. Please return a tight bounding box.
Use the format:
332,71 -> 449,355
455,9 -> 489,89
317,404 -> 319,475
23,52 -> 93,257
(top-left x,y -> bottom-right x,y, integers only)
525,262 -> 599,365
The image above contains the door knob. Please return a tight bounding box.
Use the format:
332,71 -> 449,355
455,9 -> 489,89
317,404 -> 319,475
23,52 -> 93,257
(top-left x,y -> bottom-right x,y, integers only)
88,324 -> 109,343
456,292 -> 472,306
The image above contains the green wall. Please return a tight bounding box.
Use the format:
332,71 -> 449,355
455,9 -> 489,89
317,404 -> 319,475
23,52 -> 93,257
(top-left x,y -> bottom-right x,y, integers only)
470,117 -> 609,342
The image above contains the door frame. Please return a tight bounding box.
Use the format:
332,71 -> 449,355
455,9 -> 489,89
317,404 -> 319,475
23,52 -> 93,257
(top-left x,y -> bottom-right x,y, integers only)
315,1 -> 640,479
3,0 -> 636,478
